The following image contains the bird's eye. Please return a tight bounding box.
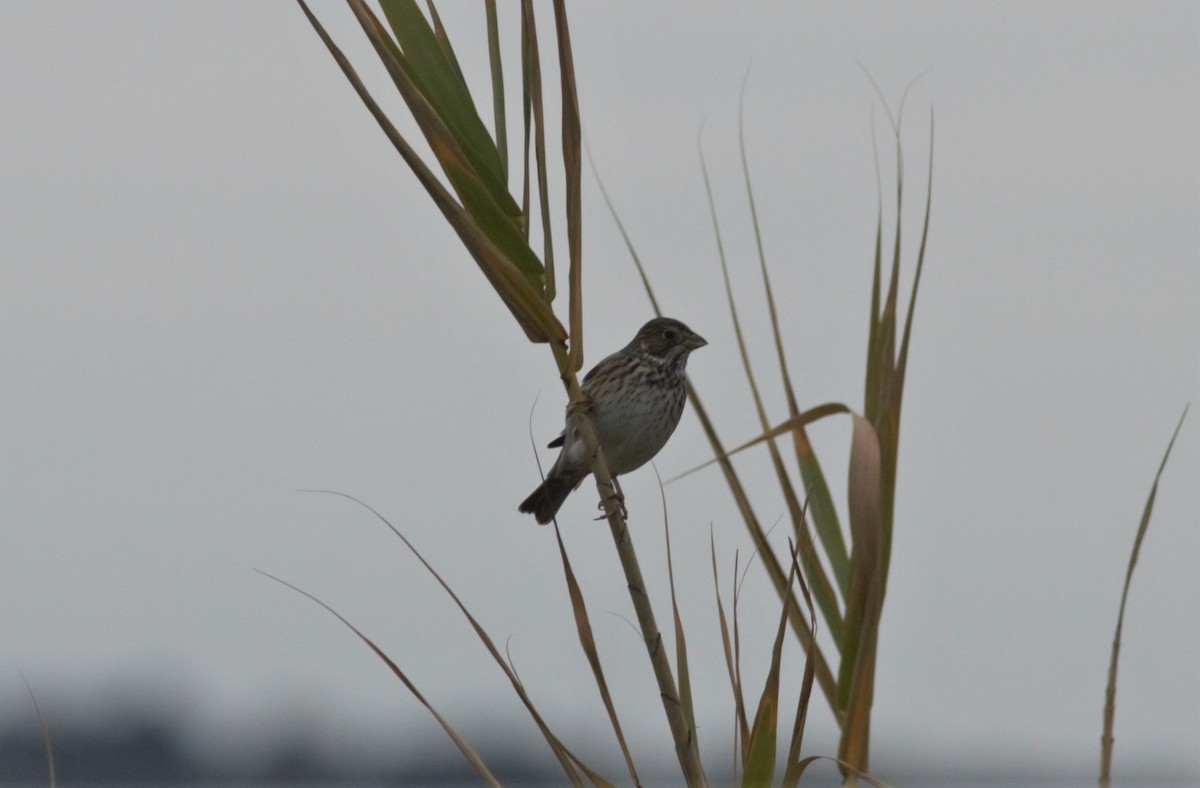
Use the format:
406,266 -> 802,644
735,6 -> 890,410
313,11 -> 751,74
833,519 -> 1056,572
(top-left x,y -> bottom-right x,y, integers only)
664,329 -> 678,341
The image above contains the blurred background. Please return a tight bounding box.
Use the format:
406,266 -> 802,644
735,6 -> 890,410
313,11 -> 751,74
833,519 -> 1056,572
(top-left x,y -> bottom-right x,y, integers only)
1,2 -> 1197,785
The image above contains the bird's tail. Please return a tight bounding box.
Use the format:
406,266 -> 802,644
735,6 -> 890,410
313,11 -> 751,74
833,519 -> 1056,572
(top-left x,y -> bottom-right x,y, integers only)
518,472 -> 583,525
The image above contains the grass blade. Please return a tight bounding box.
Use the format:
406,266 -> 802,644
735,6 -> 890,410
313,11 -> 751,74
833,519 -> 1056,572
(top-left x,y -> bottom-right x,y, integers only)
699,139 -> 844,643
711,531 -> 750,769
484,0 -> 507,180
781,544 -> 819,788
741,544 -> 800,787
668,403 -> 852,484
297,0 -> 562,342
1100,406 -> 1189,786
553,523 -> 642,786
738,77 -> 850,600
378,0 -> 513,213
591,163 -> 841,713
304,490 -> 609,785
19,672 -> 56,788
658,468 -> 699,754
520,0 -> 555,297
788,755 -> 892,788
258,571 -> 503,787
836,416 -> 884,771
552,0 -> 583,372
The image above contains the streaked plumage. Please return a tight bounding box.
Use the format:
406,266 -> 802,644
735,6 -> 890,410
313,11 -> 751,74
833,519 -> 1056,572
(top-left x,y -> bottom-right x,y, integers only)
519,317 -> 707,524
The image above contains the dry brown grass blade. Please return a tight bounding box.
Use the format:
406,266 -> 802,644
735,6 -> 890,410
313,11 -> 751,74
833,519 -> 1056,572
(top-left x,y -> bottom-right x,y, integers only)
540,342 -> 709,785
788,755 -> 893,788
711,531 -> 750,765
579,454 -> 708,785
257,571 -> 503,787
837,416 -> 884,772
658,468 -> 699,747
738,78 -> 850,600
781,545 -> 819,788
552,0 -> 583,373
552,523 -> 642,787
668,403 -> 852,484
521,0 -> 555,298
296,0 -> 563,343
1100,405 -> 1188,786
586,145 -> 663,317
304,490 -> 608,785
699,140 -> 844,645
741,542 -> 801,787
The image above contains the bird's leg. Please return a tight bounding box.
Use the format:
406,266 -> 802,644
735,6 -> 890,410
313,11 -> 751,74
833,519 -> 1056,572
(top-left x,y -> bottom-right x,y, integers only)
594,476 -> 627,521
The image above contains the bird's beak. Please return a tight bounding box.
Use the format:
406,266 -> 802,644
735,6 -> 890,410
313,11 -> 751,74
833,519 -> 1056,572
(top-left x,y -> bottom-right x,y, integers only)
685,333 -> 708,350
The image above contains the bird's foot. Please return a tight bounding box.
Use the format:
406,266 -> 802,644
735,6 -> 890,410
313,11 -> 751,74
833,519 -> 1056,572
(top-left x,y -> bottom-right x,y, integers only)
594,485 -> 627,522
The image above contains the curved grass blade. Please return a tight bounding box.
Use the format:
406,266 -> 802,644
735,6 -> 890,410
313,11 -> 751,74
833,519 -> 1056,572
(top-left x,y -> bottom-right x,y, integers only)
668,403 -> 852,483
711,531 -> 750,765
781,545 -> 819,788
19,672 -> 56,788
1100,405 -> 1188,786
303,491 -> 610,786
741,544 -> 801,787
553,523 -> 642,787
657,468 -> 698,752
700,138 -> 842,641
591,162 -> 840,712
788,755 -> 892,788
837,415 -> 884,771
258,571 -> 502,787
738,76 -> 850,600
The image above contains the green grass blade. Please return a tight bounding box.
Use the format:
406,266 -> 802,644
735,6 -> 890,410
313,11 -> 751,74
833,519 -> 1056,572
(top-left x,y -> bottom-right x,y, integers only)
737,89 -> 850,598
259,571 -> 503,787
1100,406 -> 1188,786
484,0 -> 507,180
297,1 -> 562,342
863,110 -> 885,424
422,2 -> 467,93
379,0 -> 515,214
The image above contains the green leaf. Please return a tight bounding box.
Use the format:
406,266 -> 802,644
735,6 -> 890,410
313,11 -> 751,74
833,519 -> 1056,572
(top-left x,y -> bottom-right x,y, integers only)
379,0 -> 517,216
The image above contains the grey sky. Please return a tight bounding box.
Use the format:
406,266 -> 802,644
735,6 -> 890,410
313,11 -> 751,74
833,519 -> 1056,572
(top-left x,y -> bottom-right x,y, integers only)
2,1 -> 1197,781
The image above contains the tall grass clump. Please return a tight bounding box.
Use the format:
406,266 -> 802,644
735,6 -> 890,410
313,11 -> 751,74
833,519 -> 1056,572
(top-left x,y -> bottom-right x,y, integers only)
283,1 -> 927,783
279,4 -> 1193,786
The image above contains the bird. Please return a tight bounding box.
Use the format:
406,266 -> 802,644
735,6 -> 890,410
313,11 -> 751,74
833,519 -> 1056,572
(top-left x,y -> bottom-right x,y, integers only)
519,317 -> 707,524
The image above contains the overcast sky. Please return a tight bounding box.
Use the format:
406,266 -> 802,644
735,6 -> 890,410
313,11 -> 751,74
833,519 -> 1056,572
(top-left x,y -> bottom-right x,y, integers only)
2,1 -> 1197,782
